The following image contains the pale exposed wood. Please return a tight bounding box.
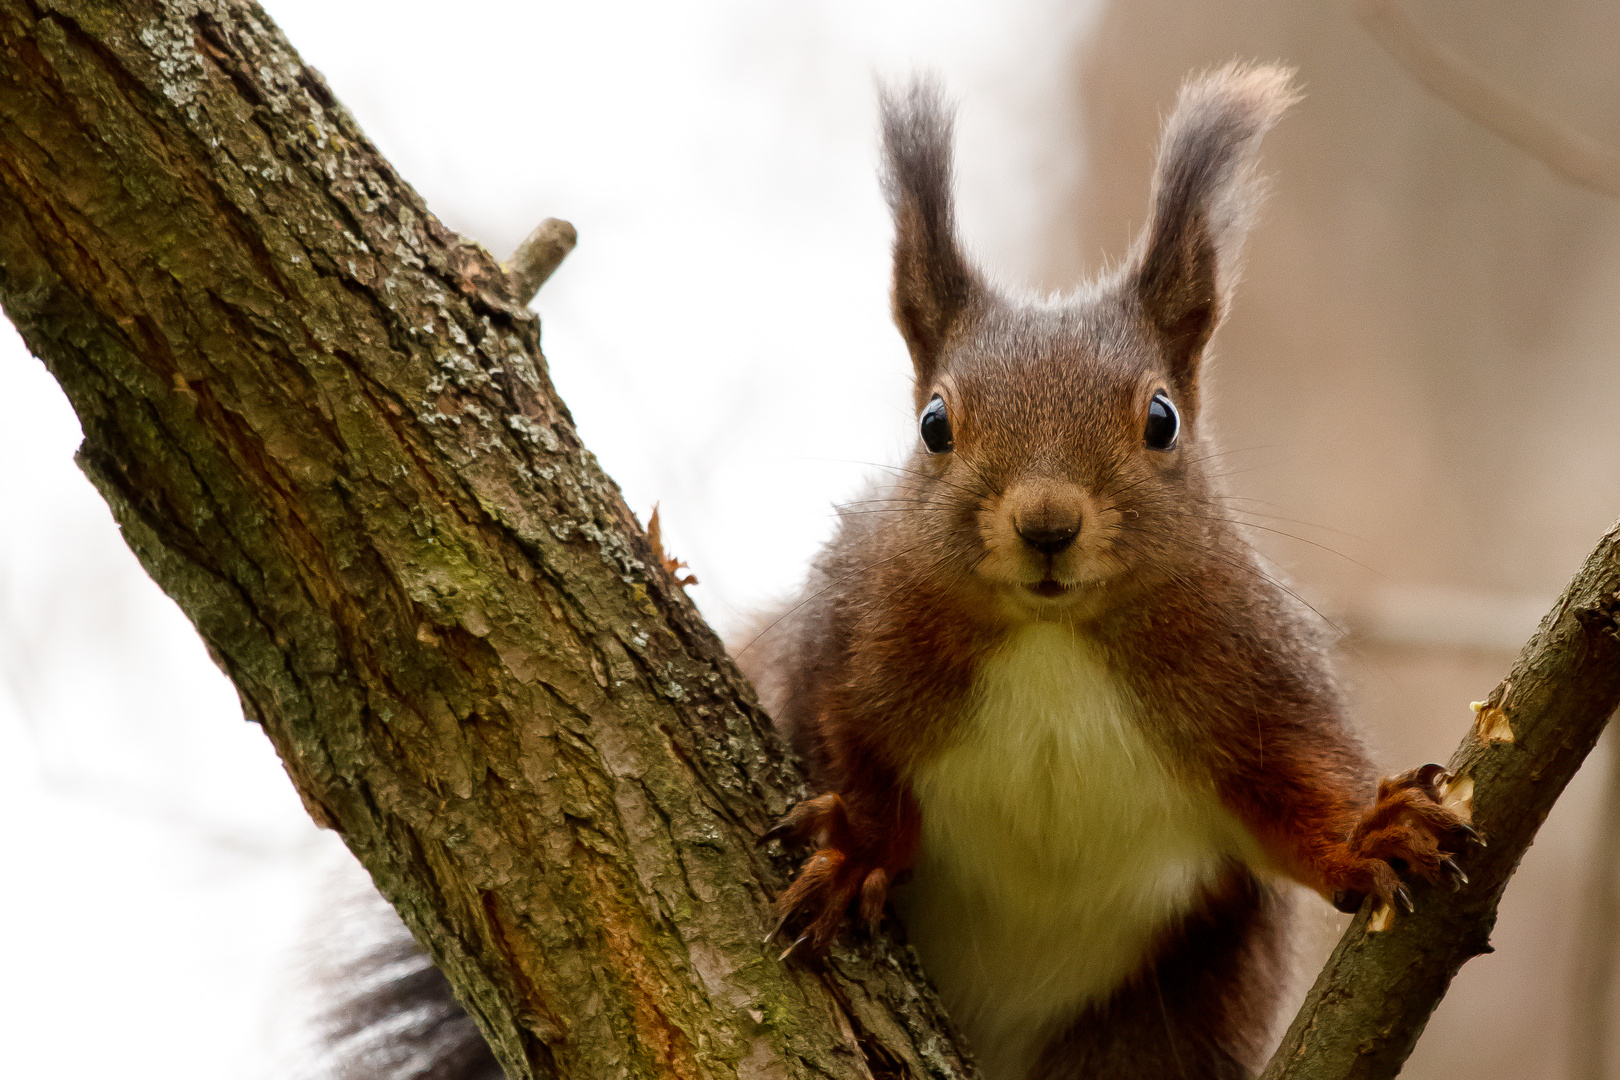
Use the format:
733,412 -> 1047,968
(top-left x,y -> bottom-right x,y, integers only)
0,3 -> 970,1078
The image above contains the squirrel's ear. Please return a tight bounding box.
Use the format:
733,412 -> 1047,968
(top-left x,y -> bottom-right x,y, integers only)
1130,64 -> 1298,389
880,79 -> 986,401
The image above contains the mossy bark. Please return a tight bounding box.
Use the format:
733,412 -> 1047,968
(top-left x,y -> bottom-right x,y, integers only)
0,2 -> 971,1078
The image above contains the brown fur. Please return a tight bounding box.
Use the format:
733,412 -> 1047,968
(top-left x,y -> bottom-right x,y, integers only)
743,64 -> 1473,1078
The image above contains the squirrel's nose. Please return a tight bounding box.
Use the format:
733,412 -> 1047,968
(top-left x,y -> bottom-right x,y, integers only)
1009,481 -> 1087,556
1016,520 -> 1080,555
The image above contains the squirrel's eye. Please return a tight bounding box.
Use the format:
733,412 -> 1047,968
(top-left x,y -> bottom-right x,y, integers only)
1144,392 -> 1179,451
920,394 -> 953,454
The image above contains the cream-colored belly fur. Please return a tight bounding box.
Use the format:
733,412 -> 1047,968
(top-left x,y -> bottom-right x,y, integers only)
895,623 -> 1263,1080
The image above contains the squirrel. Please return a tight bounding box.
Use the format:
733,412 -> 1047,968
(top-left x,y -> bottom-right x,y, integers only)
743,64 -> 1478,1080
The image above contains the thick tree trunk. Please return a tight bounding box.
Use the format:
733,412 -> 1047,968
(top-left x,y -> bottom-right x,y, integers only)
0,2 -> 970,1078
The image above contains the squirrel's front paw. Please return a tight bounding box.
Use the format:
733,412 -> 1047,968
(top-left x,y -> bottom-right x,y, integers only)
1330,763 -> 1482,915
761,794 -> 894,956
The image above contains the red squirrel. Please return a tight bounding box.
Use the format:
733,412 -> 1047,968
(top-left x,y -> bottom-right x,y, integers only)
743,65 -> 1477,1080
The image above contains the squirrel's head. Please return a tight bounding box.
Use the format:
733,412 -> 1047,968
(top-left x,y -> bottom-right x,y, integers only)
878,66 -> 1298,622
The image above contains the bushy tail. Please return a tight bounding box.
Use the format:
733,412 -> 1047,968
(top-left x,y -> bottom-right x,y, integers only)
272,841 -> 504,1080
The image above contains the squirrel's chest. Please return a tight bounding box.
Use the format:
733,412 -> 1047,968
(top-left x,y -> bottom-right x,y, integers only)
895,623 -> 1260,1077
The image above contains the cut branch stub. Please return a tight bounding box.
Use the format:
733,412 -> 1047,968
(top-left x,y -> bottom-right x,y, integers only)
506,217 -> 578,304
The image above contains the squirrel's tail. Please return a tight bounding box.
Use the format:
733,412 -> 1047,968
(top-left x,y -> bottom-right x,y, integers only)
271,838 -> 504,1080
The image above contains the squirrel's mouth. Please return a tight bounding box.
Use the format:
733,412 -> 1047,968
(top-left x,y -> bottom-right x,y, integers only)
1025,579 -> 1073,599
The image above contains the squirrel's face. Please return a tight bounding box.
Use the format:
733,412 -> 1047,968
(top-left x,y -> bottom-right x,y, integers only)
905,304 -> 1207,621
877,68 -> 1290,622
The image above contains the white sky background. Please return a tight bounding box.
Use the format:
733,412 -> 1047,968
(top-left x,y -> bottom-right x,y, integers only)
0,1 -> 1102,1074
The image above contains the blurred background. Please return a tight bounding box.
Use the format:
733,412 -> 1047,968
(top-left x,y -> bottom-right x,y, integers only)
2,0 -> 1618,1075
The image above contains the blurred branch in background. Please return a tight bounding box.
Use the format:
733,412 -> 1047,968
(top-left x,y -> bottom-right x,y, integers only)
1346,584 -> 1552,656
1353,0 -> 1620,199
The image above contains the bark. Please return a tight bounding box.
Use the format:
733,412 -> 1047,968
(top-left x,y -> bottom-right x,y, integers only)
0,3 -> 971,1079
1261,520 -> 1620,1079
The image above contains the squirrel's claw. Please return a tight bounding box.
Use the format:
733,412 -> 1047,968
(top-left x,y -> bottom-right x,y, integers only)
762,910 -> 792,947
1439,857 -> 1469,890
767,795 -> 904,959
758,821 -> 794,848
1329,764 -> 1480,922
776,932 -> 812,963
759,793 -> 849,851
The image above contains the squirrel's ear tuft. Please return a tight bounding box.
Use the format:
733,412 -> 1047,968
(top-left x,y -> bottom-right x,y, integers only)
1130,63 -> 1298,387
880,78 -> 986,399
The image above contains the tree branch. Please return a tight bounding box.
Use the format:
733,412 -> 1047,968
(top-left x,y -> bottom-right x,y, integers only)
1262,520 -> 1620,1079
1353,0 -> 1620,199
0,2 -> 968,1078
505,217 -> 577,305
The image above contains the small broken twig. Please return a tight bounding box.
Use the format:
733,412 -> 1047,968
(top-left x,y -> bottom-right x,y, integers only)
1354,0 -> 1620,199
504,217 -> 577,304
646,504 -> 698,589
